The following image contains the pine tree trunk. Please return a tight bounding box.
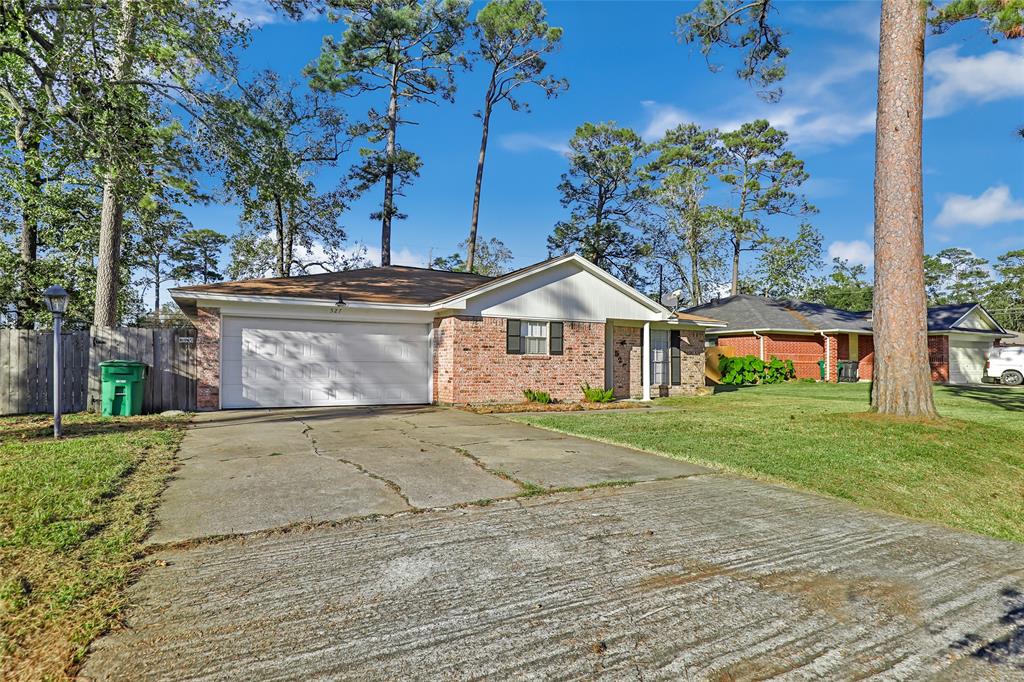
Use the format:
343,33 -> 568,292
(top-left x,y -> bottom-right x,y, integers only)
730,238 -> 741,296
19,140 -> 41,264
154,255 -> 161,315
285,201 -> 295,274
381,64 -> 400,267
15,138 -> 42,328
94,175 -> 124,327
274,195 -> 286,277
690,248 -> 702,306
468,74 -> 497,273
870,0 -> 937,418
92,0 -> 139,328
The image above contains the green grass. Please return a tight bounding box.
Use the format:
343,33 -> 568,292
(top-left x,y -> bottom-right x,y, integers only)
0,412 -> 187,680
515,383 -> 1024,544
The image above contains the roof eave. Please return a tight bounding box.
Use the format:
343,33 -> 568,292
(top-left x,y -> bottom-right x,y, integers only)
168,288 -> 434,311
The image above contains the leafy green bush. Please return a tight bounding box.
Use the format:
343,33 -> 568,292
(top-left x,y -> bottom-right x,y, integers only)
523,388 -> 552,404
718,355 -> 795,385
581,382 -> 614,403
762,357 -> 796,384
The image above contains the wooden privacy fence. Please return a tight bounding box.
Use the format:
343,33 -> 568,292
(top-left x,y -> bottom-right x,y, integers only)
0,327 -> 197,416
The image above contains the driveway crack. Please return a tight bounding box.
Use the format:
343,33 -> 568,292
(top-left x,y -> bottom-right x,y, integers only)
291,416 -> 415,509
390,415 -> 531,491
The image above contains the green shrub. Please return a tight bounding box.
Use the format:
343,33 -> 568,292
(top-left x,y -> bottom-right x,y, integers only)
523,388 -> 552,404
718,355 -> 795,385
581,382 -> 614,403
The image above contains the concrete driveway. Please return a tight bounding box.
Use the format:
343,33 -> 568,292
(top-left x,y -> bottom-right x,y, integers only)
81,407 -> 1024,679
147,406 -> 710,544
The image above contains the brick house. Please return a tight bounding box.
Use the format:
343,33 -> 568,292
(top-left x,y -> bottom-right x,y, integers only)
169,254 -> 725,409
687,294 -> 1011,384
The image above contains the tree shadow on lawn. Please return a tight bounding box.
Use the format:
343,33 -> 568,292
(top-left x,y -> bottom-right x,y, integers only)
0,414 -> 184,443
941,385 -> 1024,412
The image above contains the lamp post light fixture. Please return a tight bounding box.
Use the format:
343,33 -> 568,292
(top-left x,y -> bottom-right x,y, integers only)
43,285 -> 69,438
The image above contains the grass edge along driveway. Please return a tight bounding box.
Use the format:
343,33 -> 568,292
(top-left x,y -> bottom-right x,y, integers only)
0,412 -> 187,681
515,383 -> 1024,545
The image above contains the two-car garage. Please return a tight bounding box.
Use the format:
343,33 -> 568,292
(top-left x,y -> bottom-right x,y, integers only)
219,317 -> 432,408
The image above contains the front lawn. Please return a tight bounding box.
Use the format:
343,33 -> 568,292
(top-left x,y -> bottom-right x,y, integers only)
515,383 -> 1024,544
0,412 -> 187,680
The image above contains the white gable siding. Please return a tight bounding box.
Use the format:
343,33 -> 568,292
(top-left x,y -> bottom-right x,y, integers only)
462,261 -> 662,321
957,308 -> 998,331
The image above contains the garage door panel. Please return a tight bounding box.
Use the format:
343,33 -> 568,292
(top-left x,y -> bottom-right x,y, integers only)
948,338 -> 991,385
221,317 -> 431,408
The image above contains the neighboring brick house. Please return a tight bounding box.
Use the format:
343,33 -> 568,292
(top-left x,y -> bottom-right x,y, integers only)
687,294 -> 1011,385
169,254 -> 724,409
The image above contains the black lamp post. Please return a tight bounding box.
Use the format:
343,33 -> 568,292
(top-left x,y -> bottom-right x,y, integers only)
43,285 -> 69,438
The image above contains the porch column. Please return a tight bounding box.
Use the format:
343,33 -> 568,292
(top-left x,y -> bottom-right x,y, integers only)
642,321 -> 651,401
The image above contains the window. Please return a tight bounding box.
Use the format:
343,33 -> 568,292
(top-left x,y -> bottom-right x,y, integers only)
524,321 -> 548,355
506,319 -> 564,356
651,329 -> 670,385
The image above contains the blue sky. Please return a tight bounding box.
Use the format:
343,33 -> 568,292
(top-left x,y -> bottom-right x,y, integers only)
184,0 -> 1024,285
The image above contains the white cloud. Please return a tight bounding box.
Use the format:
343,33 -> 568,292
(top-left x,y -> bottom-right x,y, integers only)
828,240 -> 874,266
788,3 -> 880,43
935,185 -> 1024,229
639,47 -> 878,152
761,106 -> 876,149
228,0 -> 289,26
498,132 -> 570,156
353,243 -> 428,268
803,51 -> 877,98
925,45 -> 1024,117
639,101 -> 697,141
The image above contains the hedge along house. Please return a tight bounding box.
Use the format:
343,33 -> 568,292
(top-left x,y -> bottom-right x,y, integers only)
687,294 -> 1012,384
169,254 -> 725,409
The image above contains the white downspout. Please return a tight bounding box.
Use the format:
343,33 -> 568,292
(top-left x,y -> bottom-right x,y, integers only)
819,331 -> 830,382
753,330 -> 765,361
642,321 -> 651,401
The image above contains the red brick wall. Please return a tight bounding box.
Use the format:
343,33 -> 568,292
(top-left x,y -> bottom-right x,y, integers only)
433,316 -> 606,404
612,326 -> 642,398
825,334 -> 840,383
433,317 -> 456,404
716,335 -> 760,359
929,335 -> 949,383
836,334 -> 850,360
712,331 -> 950,383
195,307 -> 221,410
715,333 -> 829,380
858,335 -> 875,380
674,330 -> 707,396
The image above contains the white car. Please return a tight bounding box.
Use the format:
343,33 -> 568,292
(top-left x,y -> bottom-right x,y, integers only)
986,345 -> 1024,386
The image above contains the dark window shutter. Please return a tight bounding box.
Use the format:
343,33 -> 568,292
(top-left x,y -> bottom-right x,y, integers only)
670,330 -> 681,385
550,322 -> 564,355
506,319 -> 522,354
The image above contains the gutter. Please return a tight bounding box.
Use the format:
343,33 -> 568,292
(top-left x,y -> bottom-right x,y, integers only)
753,330 -> 765,361
819,331 -> 830,382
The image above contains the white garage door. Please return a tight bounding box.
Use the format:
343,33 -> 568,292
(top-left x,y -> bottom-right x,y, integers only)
948,337 -> 991,385
221,317 -> 431,408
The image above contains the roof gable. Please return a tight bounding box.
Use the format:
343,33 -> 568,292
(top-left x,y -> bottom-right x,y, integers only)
457,257 -> 666,321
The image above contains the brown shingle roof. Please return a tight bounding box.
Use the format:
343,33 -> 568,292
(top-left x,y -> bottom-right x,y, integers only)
172,265 -> 493,305
676,311 -> 723,324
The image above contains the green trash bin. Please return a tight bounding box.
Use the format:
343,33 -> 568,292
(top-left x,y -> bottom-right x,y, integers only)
100,360 -> 148,416
817,359 -> 825,381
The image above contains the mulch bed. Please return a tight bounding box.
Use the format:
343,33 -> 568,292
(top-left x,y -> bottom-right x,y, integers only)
460,401 -> 650,415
